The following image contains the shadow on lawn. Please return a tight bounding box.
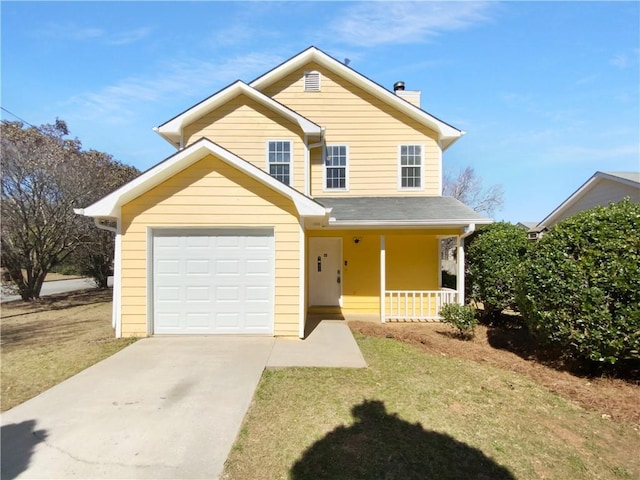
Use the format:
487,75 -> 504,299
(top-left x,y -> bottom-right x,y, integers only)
291,400 -> 515,480
1,419 -> 47,480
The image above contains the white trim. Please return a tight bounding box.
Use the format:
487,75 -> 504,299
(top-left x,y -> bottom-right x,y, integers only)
437,238 -> 443,289
303,134 -> 310,196
113,220 -> 122,338
146,227 -> 154,335
397,144 -> 425,192
250,47 -> 464,150
298,219 -> 306,338
266,139 -> 294,187
79,138 -> 327,219
437,145 -> 443,196
155,80 -> 322,147
323,144 -> 350,192
456,236 -> 465,305
380,235 -> 386,323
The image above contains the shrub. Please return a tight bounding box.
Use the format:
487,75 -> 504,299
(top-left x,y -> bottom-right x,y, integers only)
516,199 -> 640,365
439,303 -> 478,339
466,222 -> 530,318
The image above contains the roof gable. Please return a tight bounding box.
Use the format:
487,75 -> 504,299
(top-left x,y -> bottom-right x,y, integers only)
538,171 -> 640,228
155,81 -> 322,148
76,138 -> 327,219
249,46 -> 464,150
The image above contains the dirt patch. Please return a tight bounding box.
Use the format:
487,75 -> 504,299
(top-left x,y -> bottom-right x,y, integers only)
349,321 -> 640,426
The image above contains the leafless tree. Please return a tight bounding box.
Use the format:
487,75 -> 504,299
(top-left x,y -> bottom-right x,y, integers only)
443,166 -> 504,216
1,120 -> 138,299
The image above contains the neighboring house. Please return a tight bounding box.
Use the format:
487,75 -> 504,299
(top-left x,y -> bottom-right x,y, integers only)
516,222 -> 537,230
76,46 -> 491,338
529,171 -> 640,239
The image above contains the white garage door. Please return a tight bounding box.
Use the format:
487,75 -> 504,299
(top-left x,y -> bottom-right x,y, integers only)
152,229 -> 274,335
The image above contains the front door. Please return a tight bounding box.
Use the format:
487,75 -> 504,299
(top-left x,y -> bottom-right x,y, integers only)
308,237 -> 342,306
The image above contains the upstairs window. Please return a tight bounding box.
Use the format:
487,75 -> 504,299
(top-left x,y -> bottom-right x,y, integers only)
325,145 -> 348,190
267,140 -> 292,185
304,71 -> 321,92
399,144 -> 422,189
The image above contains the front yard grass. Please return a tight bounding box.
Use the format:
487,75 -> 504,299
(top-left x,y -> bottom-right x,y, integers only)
1,289 -> 135,411
223,333 -> 640,480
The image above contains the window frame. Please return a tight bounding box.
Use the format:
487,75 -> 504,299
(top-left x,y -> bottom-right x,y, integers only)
397,144 -> 424,191
323,144 -> 349,192
266,140 -> 294,186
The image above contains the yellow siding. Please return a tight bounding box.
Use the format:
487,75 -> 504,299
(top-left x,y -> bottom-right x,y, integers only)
182,94 -> 306,193
307,229 -> 457,314
120,154 -> 301,337
260,62 -> 442,198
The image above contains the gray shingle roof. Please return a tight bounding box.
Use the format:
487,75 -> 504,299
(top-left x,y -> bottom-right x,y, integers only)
316,197 -> 491,225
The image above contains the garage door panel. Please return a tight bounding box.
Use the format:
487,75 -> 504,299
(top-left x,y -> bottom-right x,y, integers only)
215,259 -> 240,275
153,230 -> 274,335
186,286 -> 210,301
186,260 -> 210,274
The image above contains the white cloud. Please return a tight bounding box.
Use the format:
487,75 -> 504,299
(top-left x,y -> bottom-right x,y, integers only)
36,23 -> 151,46
62,51 -> 285,124
107,27 -> 154,46
610,48 -> 640,69
330,1 -> 494,47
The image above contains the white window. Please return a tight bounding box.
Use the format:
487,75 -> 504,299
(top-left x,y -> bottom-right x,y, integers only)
398,144 -> 423,189
304,71 -> 320,92
324,145 -> 348,190
267,140 -> 292,185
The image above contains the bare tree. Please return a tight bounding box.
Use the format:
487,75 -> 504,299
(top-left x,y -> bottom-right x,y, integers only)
71,150 -> 139,288
1,120 -> 84,299
1,120 -> 138,299
443,166 -> 504,216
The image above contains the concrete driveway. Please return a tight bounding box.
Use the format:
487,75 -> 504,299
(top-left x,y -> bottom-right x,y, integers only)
1,337 -> 275,479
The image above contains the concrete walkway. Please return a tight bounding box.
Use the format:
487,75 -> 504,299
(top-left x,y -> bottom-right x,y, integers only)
1,320 -> 365,479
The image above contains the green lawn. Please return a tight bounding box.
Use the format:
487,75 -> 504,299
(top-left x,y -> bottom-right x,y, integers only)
223,334 -> 639,480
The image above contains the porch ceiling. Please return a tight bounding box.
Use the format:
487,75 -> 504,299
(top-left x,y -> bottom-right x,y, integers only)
316,197 -> 491,227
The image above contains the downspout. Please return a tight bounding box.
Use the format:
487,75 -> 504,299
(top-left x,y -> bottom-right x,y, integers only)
303,134 -> 309,196
307,127 -> 326,196
89,216 -> 120,336
456,223 -> 475,305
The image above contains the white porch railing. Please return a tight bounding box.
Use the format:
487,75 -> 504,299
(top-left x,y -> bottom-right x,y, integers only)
384,289 -> 458,322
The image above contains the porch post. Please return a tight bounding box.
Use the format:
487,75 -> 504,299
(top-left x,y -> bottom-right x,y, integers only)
380,235 -> 386,323
456,236 -> 465,305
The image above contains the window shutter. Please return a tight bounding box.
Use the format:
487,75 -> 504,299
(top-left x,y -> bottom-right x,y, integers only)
304,71 -> 320,91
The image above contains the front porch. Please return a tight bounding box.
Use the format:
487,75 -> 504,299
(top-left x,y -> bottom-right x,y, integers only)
305,229 -> 469,323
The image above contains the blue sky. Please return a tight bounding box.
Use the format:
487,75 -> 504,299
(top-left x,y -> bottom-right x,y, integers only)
2,1 -> 638,223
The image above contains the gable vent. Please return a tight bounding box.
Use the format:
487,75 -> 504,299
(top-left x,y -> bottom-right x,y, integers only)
304,71 -> 320,91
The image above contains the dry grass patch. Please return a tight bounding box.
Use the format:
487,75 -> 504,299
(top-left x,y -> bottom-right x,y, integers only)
223,334 -> 639,480
1,289 -> 135,411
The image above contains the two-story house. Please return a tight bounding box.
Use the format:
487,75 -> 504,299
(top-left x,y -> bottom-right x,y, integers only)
76,47 -> 491,338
